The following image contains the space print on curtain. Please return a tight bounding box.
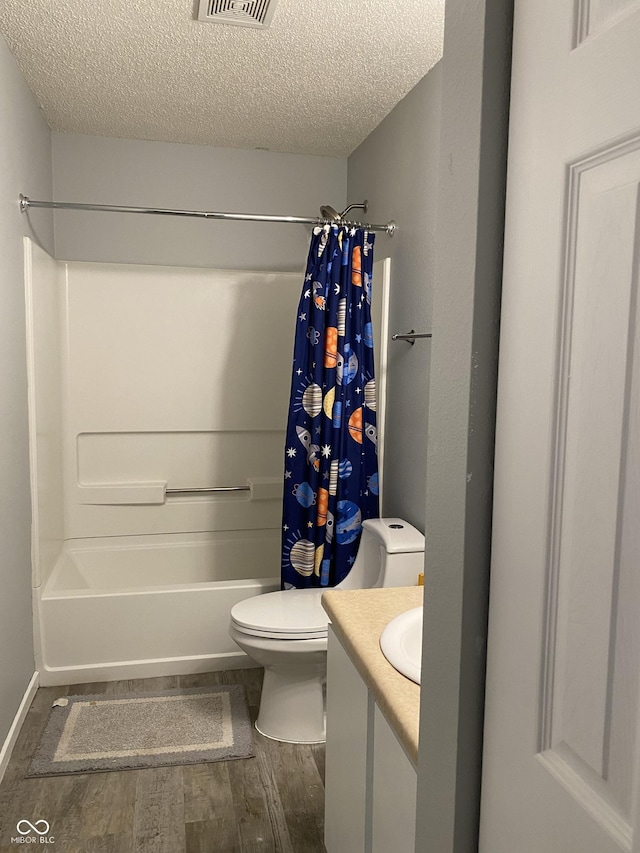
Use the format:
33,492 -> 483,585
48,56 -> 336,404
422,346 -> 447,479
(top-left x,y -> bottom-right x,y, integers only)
281,225 -> 379,589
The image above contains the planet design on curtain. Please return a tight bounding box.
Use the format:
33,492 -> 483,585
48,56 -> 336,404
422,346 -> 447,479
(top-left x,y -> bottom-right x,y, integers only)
281,226 -> 379,589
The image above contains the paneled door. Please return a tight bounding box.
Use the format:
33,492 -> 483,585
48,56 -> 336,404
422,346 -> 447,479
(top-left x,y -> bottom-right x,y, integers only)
480,1 -> 640,851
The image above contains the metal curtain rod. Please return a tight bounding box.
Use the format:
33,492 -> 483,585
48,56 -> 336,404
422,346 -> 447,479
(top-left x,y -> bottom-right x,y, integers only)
19,195 -> 397,235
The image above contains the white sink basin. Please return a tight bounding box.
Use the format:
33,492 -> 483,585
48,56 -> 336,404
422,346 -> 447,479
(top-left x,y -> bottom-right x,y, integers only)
379,606 -> 423,685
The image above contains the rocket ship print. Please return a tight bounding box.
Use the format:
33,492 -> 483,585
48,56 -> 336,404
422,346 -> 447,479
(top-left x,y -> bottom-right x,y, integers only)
296,425 -> 321,470
364,423 -> 377,447
312,280 -> 326,311
336,345 -> 358,386
364,272 -> 372,305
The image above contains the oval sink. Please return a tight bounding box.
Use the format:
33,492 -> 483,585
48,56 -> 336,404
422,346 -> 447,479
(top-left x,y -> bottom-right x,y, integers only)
379,606 -> 423,684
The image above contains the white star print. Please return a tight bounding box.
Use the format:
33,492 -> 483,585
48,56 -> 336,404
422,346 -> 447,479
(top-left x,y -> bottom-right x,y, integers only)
283,524 -> 289,531
284,470 -> 292,479
286,447 -> 297,458
304,289 -> 311,298
355,387 -> 362,394
321,444 -> 332,458
299,313 -> 306,321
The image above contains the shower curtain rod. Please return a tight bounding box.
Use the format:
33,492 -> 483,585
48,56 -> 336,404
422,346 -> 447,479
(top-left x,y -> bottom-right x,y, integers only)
19,195 -> 396,235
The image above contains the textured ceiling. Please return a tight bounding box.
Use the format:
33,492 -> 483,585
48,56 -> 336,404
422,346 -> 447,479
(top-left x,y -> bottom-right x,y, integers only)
0,0 -> 444,157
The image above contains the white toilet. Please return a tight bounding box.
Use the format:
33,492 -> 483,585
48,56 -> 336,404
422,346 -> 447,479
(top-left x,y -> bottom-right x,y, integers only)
229,517 -> 425,743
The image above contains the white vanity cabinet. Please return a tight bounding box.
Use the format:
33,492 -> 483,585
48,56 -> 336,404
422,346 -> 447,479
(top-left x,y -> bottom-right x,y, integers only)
324,624 -> 418,853
370,704 -> 418,853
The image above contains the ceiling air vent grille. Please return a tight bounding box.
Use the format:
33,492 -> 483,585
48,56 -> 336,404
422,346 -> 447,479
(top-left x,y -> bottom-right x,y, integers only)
197,0 -> 277,28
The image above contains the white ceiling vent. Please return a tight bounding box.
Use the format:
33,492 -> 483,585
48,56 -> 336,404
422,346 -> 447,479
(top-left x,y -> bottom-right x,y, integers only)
196,0 -> 278,28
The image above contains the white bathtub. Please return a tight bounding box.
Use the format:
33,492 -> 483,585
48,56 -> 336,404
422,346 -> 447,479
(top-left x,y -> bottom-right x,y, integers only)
36,530 -> 280,686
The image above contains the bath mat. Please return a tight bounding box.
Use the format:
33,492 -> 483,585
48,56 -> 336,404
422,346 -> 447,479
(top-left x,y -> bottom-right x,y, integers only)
26,684 -> 254,776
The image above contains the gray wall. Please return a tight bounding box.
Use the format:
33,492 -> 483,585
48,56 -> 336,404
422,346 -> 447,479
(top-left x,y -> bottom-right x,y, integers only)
416,1 -> 512,851
0,35 -> 53,746
52,133 -> 346,271
347,64 -> 442,530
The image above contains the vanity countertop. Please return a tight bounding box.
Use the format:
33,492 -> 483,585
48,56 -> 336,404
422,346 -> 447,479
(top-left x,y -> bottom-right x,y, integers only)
321,586 -> 423,766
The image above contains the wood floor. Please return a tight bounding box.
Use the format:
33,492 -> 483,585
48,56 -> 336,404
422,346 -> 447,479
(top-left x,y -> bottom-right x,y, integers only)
0,669 -> 327,853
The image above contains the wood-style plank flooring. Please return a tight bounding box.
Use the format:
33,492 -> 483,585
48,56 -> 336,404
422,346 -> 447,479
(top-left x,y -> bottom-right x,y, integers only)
0,669 -> 327,853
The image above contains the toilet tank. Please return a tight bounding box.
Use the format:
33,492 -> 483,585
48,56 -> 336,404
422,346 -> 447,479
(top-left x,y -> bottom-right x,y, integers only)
336,518 -> 425,590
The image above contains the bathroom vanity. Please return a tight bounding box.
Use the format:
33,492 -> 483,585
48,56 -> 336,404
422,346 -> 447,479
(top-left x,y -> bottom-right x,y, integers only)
322,587 -> 422,853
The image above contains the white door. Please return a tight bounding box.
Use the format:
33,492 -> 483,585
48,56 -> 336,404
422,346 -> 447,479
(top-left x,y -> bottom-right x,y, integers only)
480,1 -> 640,851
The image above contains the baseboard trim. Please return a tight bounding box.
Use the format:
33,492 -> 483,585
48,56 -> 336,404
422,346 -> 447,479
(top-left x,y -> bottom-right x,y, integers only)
0,671 -> 39,786
38,652 -> 257,686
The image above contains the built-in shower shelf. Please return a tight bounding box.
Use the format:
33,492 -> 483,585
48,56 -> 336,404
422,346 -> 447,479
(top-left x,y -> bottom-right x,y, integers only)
248,478 -> 282,501
77,482 -> 167,505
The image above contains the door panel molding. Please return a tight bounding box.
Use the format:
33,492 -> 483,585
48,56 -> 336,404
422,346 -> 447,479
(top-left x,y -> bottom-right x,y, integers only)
574,0 -> 640,45
537,750 -> 632,849
539,133 -> 640,839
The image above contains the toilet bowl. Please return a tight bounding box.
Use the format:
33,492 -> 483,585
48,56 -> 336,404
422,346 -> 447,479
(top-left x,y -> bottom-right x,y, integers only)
229,517 -> 425,743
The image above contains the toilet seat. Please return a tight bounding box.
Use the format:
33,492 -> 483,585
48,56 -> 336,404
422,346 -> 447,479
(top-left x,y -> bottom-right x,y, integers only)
230,588 -> 329,640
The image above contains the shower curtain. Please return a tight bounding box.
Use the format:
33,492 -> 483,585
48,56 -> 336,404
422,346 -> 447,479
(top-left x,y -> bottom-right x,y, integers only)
281,226 -> 379,589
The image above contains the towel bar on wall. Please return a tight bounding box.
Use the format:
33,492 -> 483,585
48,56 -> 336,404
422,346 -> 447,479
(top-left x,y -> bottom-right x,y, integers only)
391,330 -> 433,345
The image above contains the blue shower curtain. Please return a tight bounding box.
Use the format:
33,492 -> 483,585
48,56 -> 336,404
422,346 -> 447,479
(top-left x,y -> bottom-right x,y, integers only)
281,226 -> 379,589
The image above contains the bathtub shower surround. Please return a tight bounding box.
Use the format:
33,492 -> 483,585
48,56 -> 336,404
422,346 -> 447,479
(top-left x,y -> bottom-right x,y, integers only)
26,240 -> 299,685
25,239 -> 390,685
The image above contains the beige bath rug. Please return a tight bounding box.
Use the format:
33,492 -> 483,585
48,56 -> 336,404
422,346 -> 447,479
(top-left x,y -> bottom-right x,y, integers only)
27,685 -> 254,776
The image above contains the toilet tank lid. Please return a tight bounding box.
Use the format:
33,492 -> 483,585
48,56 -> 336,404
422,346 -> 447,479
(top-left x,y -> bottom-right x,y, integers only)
363,518 -> 425,553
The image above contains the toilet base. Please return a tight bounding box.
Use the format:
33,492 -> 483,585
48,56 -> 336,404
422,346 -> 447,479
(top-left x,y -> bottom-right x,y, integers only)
255,663 -> 326,744
228,622 -> 328,744
254,718 -> 326,745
